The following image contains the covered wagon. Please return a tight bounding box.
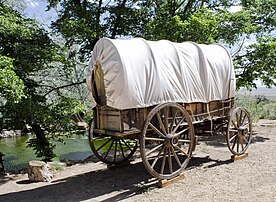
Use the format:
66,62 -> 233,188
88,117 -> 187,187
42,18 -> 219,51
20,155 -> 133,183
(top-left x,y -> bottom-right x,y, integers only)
87,38 -> 252,180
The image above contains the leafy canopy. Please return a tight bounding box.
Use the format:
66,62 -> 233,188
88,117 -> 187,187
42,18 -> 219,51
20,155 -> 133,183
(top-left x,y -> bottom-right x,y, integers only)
49,0 -> 275,88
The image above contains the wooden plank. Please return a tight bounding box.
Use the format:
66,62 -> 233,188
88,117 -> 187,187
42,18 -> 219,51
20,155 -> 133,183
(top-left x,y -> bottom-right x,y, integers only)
231,153 -> 249,161
158,173 -> 185,188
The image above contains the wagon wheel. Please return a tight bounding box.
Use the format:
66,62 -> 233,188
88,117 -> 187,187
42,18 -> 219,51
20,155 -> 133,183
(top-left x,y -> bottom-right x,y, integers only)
88,120 -> 138,165
226,107 -> 252,155
140,103 -> 195,180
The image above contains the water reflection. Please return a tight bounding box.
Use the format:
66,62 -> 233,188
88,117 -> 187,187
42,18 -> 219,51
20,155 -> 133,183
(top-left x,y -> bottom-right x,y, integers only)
0,135 -> 91,172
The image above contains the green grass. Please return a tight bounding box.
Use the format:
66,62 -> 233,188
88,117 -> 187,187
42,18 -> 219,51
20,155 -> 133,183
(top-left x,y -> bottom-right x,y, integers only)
236,94 -> 276,123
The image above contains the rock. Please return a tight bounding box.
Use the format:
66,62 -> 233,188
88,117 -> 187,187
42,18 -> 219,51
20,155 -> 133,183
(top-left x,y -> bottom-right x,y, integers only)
28,160 -> 53,182
0,129 -> 22,138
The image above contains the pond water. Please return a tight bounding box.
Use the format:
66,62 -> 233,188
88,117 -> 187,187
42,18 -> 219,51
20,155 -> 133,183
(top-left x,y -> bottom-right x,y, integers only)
0,134 -> 92,172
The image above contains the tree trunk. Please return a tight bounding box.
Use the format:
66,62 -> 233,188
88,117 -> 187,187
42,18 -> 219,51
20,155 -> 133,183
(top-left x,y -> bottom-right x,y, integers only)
31,124 -> 47,143
30,124 -> 55,162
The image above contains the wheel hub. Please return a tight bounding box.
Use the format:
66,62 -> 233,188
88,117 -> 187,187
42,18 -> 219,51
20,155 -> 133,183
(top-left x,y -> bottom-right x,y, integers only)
237,126 -> 248,137
165,133 -> 178,147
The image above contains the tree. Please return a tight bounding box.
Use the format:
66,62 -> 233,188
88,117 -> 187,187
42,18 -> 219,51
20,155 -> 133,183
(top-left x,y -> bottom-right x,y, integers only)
49,0 -> 275,88
49,0 -> 149,61
0,1 -> 86,161
140,0 -> 275,88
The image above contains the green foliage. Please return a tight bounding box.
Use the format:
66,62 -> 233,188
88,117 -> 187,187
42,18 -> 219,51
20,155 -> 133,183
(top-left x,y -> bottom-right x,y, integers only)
48,0 -> 275,89
44,96 -> 87,137
235,37 -> 276,89
0,2 -> 87,161
50,0 -> 150,61
255,95 -> 269,104
0,56 -> 25,102
140,0 -> 276,88
236,95 -> 276,122
27,138 -> 56,162
2,0 -> 27,13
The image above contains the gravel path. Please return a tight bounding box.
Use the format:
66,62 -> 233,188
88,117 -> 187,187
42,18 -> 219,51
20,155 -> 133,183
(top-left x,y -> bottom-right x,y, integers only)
0,122 -> 275,202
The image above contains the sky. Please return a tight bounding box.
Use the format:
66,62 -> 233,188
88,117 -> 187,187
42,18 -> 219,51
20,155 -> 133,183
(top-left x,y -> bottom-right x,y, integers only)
24,0 -> 57,26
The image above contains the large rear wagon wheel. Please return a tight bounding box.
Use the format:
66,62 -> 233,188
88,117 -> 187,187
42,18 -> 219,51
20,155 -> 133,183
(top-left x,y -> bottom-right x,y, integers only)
88,120 -> 138,165
226,107 -> 252,155
140,103 -> 195,180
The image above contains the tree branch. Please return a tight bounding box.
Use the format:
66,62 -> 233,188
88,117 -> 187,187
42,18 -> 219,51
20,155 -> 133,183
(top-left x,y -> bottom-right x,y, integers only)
175,0 -> 189,13
232,37 -> 246,57
43,79 -> 86,97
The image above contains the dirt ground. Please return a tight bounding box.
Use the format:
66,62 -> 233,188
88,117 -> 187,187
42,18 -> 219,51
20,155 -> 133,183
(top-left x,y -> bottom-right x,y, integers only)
0,120 -> 275,202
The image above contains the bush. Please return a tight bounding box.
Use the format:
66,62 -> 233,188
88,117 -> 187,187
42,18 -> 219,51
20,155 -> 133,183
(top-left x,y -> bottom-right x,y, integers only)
236,94 -> 276,122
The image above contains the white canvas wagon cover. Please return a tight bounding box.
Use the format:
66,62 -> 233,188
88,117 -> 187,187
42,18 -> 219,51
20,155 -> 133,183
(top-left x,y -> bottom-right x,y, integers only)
87,38 -> 236,110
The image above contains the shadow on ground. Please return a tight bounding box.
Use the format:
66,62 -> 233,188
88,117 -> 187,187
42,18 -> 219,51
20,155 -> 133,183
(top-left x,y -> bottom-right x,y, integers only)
0,154 -> 233,202
196,132 -> 270,148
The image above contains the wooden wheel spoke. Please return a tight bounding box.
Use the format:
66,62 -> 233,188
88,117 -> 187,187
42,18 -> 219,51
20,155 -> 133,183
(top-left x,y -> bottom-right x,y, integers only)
231,120 -> 238,129
145,137 -> 165,142
149,123 -> 166,138
171,147 -> 182,167
241,142 -> 244,150
241,113 -> 247,126
242,136 -> 249,144
229,134 -> 237,142
236,138 -> 239,153
231,136 -> 238,150
236,112 -> 240,127
157,112 -> 167,135
96,138 -> 112,152
160,147 -> 167,174
229,129 -> 238,133
150,146 -> 165,169
146,144 -> 164,156
118,139 -> 125,159
172,118 -> 185,134
178,139 -> 191,144
174,145 -> 188,156
170,109 -> 178,133
114,139 -> 118,162
239,111 -> 243,126
243,122 -> 250,128
240,137 -> 244,150
168,147 -> 173,174
104,139 -> 115,159
121,139 -> 135,152
174,127 -> 189,137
